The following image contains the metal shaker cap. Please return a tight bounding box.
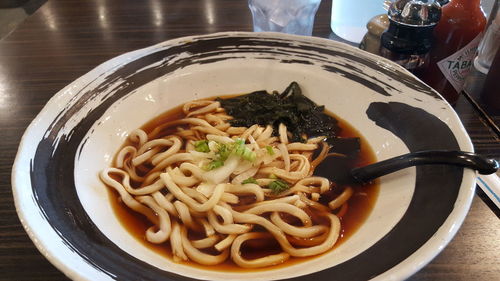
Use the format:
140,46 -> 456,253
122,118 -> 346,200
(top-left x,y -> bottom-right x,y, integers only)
388,0 -> 441,26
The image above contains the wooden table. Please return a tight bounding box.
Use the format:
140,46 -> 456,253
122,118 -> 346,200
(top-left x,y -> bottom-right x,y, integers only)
0,0 -> 498,280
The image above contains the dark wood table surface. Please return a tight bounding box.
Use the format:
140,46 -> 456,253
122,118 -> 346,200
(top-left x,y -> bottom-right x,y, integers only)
0,0 -> 498,280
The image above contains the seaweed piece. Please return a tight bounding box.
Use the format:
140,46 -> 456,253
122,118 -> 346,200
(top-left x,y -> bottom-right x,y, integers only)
217,82 -> 343,143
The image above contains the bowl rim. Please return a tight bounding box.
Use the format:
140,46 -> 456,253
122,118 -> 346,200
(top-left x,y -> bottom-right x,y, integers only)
11,31 -> 476,281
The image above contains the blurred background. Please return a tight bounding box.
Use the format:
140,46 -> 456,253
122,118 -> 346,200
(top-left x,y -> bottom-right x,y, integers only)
0,0 -> 496,40
0,0 -> 45,38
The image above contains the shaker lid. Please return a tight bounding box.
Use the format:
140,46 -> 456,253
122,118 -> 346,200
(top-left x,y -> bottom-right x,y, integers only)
388,0 -> 441,26
366,14 -> 390,37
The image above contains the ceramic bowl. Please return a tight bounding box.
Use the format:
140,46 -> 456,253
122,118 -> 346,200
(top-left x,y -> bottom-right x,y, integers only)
12,32 -> 475,281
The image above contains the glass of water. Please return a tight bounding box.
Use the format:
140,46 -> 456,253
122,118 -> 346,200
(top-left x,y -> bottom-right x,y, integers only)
248,0 -> 322,36
330,0 -> 386,43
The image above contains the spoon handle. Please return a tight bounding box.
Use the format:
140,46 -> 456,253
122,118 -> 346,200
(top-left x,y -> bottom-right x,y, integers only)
351,150 -> 499,183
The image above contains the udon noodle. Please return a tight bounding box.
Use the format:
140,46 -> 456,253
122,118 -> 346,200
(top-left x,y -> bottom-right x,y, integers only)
100,99 -> 356,268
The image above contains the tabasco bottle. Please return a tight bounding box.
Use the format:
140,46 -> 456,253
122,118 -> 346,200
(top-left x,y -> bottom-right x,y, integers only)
415,0 -> 487,104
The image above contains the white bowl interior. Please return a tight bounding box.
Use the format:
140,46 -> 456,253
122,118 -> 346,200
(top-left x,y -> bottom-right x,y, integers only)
75,59 -> 416,280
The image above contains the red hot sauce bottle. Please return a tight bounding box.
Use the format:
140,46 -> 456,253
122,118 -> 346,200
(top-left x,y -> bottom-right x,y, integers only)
415,0 -> 487,104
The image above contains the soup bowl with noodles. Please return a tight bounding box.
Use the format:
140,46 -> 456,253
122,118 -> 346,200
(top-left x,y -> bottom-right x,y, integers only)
12,32 -> 476,281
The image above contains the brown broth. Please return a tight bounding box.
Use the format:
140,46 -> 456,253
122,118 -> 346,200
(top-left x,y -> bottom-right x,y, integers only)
108,96 -> 379,271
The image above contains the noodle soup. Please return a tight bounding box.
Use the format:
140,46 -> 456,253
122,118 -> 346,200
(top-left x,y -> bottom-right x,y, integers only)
101,86 -> 379,271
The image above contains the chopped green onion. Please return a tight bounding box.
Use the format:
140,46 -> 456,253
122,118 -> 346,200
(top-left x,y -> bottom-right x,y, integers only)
200,139 -> 257,171
232,139 -> 256,161
266,146 -> 274,155
242,149 -> 256,161
269,174 -> 278,179
194,140 -> 210,153
216,143 -> 231,161
269,179 -> 290,194
242,177 -> 258,184
203,159 -> 224,170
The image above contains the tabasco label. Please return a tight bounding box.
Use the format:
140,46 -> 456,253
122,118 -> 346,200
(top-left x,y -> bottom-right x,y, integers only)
437,33 -> 483,93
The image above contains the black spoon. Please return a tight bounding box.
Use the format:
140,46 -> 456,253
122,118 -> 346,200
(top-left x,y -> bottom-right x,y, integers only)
314,150 -> 499,185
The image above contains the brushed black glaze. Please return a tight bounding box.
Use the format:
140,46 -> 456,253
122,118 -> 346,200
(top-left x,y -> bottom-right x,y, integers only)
29,34 -> 462,280
322,65 -> 391,96
281,59 -> 314,65
287,102 -> 463,281
182,34 -> 430,98
194,34 -> 440,98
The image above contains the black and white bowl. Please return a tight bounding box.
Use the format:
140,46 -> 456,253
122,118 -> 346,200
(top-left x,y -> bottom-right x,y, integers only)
12,32 -> 475,281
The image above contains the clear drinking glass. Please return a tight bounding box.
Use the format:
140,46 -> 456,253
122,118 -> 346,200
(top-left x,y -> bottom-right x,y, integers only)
248,0 -> 322,36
